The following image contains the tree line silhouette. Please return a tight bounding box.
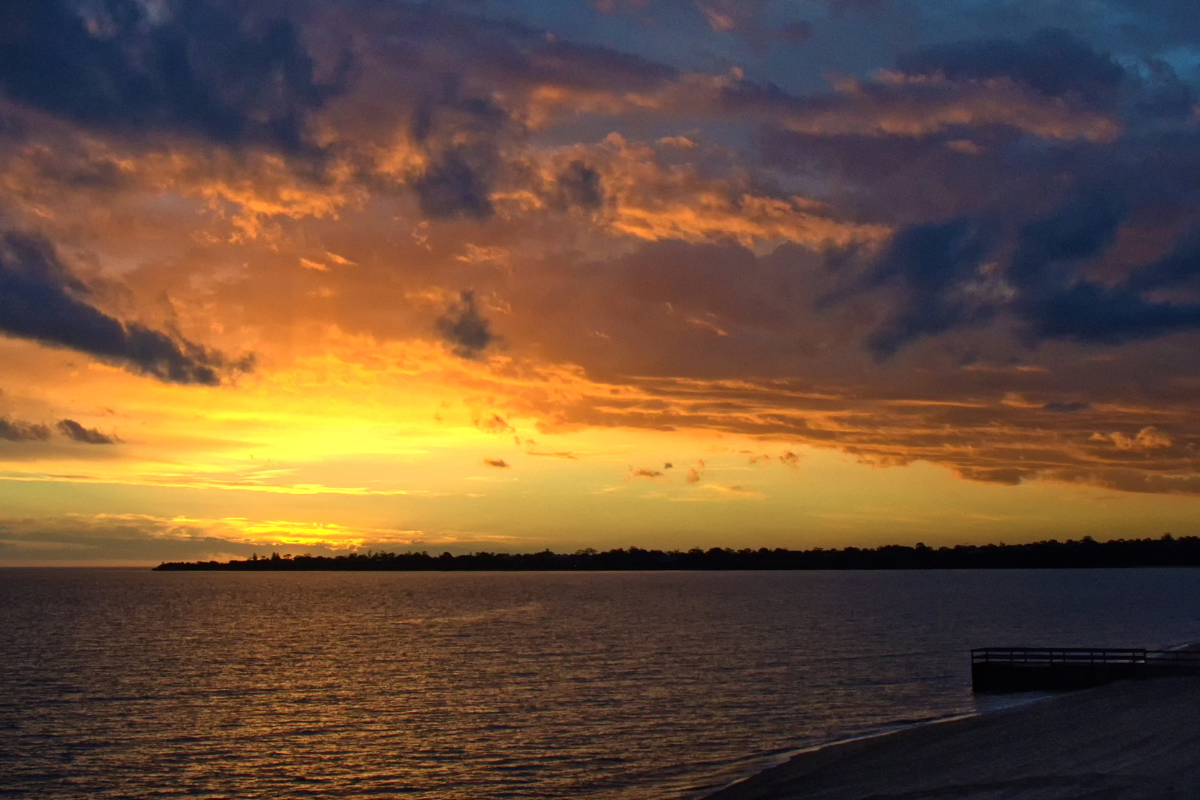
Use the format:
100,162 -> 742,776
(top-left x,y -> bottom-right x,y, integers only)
155,534 -> 1200,571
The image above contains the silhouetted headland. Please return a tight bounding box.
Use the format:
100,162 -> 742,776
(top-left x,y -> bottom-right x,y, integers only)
155,534 -> 1200,570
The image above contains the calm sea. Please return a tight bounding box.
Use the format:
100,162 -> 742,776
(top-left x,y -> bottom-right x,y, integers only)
2,568 -> 1199,798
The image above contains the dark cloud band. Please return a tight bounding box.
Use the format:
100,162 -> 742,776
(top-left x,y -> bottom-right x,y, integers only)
0,0 -> 345,153
56,419 -> 117,445
0,232 -> 252,385
436,291 -> 494,359
0,416 -> 49,442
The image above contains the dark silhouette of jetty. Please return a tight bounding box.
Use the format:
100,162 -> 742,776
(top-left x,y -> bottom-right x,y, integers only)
972,647 -> 1200,693
154,534 -> 1200,571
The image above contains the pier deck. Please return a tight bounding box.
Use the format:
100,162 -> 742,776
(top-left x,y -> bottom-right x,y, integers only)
971,647 -> 1200,693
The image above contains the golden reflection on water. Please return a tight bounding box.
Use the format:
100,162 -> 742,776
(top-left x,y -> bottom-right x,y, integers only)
3,569 -> 1200,798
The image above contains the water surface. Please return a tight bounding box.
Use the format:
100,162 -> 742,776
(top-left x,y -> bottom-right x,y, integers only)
2,568 -> 1199,798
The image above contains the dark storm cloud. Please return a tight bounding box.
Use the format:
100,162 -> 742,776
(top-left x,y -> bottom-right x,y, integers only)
1043,402 -> 1090,413
0,0 -> 345,153
770,23 -> 1200,360
896,29 -> 1127,109
555,161 -> 604,210
1022,283 -> 1200,345
358,7 -> 679,219
1009,194 -> 1125,289
844,219 -> 998,358
849,198 -> 1200,355
436,291 -> 494,358
409,82 -> 509,219
56,419 -> 117,445
0,416 -> 50,442
1124,238 -> 1200,294
1002,195 -> 1200,345
0,231 -> 252,385
0,415 -> 117,444
415,149 -> 496,219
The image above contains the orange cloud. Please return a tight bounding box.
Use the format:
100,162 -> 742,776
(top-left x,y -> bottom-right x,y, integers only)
779,73 -> 1121,142
630,467 -> 664,478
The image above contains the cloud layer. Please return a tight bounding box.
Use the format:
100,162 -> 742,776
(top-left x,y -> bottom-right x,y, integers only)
0,232 -> 251,384
0,0 -> 343,153
2,0 -> 1200,522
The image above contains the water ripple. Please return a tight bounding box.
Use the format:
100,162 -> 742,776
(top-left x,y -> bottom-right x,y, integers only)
3,568 -> 1200,799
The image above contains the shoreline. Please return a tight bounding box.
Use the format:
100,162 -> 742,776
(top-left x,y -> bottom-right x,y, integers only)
694,711 -> 983,800
698,640 -> 1200,799
700,675 -> 1200,800
151,537 -> 1200,572
694,693 -> 1057,800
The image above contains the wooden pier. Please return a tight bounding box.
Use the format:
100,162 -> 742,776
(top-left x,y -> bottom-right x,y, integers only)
971,647 -> 1200,693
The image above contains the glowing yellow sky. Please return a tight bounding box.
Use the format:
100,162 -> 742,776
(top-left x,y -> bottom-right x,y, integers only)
2,327 -> 1196,564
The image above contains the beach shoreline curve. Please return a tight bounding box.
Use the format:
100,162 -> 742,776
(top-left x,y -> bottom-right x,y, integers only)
700,675 -> 1200,800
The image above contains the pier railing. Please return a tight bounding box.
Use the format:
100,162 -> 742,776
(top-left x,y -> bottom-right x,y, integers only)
972,648 -> 1200,665
971,647 -> 1200,692
1144,649 -> 1200,664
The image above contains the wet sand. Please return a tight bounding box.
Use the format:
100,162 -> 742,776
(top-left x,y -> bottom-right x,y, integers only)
707,677 -> 1200,800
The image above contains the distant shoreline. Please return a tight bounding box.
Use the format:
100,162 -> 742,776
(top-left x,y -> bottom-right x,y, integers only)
154,534 -> 1200,571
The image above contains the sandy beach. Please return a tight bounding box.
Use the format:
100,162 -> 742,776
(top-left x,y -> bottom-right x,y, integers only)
707,677 -> 1200,800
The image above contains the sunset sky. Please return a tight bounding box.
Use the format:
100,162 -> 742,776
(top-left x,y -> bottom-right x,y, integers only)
3,0 -> 1200,564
